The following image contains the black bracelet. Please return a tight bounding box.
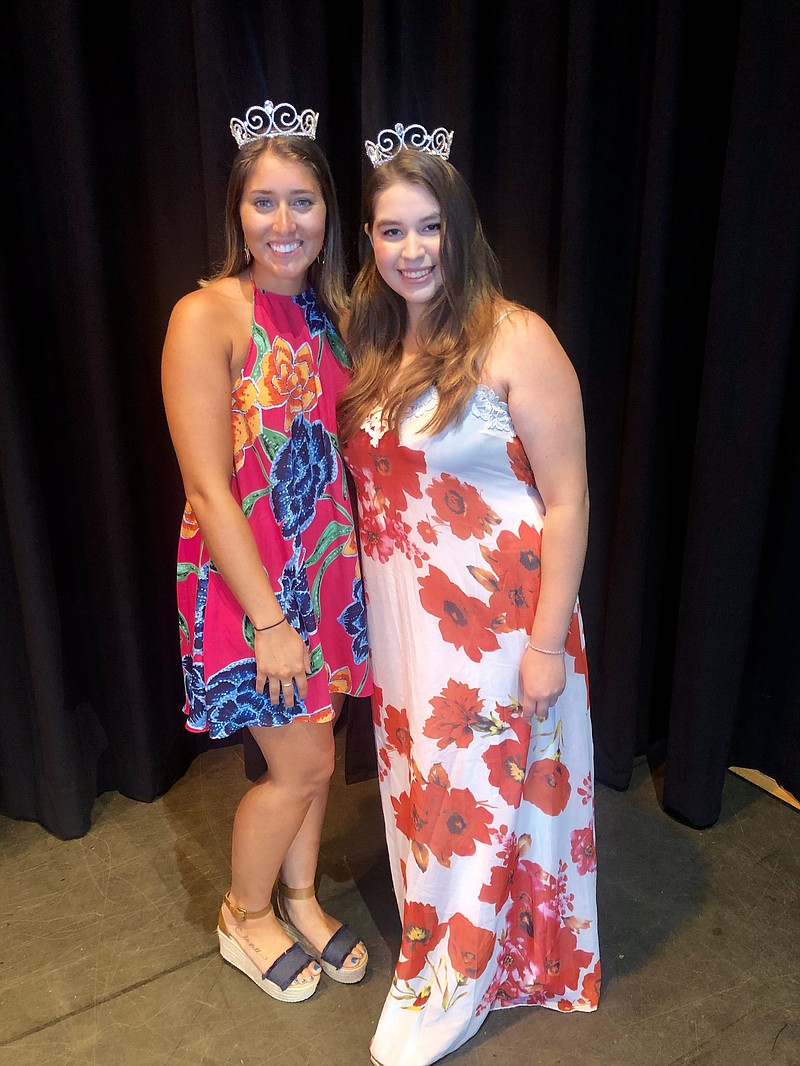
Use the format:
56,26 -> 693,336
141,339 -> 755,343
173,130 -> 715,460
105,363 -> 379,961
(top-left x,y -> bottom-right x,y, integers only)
253,615 -> 287,633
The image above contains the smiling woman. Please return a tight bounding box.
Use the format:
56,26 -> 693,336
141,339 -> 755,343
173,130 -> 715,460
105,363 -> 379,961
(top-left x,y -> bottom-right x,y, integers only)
339,137 -> 599,1065
160,100 -> 371,1005
240,154 -> 327,295
368,182 -> 443,315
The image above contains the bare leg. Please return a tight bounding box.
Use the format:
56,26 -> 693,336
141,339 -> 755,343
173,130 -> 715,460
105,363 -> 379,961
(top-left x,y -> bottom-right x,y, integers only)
279,695 -> 367,969
224,716 -> 336,982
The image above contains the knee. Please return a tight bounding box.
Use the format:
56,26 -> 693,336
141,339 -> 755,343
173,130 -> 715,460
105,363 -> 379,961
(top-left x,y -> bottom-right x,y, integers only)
304,746 -> 336,794
277,745 -> 335,802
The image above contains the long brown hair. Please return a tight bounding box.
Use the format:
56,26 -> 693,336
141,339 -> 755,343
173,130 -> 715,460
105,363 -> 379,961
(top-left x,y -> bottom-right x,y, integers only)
204,136 -> 348,323
337,149 -> 503,444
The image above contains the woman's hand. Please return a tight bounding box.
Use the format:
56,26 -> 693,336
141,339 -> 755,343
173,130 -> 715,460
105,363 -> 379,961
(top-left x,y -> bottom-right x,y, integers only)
519,646 -> 566,723
254,623 -> 312,708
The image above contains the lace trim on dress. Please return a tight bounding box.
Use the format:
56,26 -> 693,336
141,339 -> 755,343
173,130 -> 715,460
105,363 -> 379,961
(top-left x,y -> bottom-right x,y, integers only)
470,384 -> 514,435
403,387 -> 438,423
368,385 -> 511,442
364,408 -> 388,447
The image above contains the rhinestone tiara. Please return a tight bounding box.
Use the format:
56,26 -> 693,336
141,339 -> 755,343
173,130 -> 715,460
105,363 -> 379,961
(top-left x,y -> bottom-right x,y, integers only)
364,123 -> 454,168
230,99 -> 319,149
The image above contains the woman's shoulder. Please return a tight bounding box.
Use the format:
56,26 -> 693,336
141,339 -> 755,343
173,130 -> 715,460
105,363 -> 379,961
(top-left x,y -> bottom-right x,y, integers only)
169,276 -> 250,334
484,303 -> 573,397
491,302 -> 567,360
491,301 -> 549,341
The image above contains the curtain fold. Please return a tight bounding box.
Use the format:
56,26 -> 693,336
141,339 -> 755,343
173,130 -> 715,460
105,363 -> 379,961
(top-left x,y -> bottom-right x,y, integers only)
663,0 -> 800,825
1,0 -> 797,837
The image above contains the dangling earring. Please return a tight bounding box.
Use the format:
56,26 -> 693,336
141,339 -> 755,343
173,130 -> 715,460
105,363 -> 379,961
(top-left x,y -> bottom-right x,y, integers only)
243,240 -> 252,265
316,246 -> 326,266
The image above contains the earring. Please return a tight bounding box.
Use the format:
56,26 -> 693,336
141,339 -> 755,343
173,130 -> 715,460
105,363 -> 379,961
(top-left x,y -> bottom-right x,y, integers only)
243,240 -> 252,265
316,247 -> 326,266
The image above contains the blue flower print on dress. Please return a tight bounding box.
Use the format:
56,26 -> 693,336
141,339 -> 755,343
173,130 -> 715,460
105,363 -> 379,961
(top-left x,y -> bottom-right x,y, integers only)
337,578 -> 369,663
205,658 -> 307,738
293,288 -> 331,337
182,653 -> 207,730
182,560 -> 209,729
292,289 -> 350,368
277,547 -> 318,640
192,561 -> 210,655
270,415 -> 337,539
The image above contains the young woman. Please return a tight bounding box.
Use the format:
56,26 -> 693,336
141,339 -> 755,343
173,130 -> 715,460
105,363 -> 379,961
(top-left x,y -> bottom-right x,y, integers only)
339,139 -> 600,1063
162,101 -> 370,1003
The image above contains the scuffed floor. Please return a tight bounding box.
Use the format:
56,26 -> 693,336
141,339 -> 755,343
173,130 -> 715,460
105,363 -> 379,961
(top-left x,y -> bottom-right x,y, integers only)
1,736 -> 798,1065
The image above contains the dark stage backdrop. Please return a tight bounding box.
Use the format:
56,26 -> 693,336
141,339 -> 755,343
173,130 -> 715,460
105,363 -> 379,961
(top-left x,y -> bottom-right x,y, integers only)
1,1 -> 797,838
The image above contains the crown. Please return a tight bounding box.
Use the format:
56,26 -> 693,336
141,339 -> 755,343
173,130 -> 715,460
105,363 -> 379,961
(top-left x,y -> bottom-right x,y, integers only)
230,99 -> 319,148
364,123 -> 454,168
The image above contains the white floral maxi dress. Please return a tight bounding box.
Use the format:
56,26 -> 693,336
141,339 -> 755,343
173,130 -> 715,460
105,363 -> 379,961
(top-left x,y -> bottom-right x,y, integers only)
345,385 -> 600,1066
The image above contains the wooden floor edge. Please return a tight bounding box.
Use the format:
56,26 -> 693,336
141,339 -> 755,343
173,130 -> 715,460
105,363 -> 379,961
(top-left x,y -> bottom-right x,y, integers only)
729,766 -> 800,811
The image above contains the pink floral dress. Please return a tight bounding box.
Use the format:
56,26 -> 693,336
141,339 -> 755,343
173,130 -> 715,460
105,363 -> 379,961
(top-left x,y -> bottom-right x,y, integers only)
176,287 -> 371,738
345,384 -> 599,1066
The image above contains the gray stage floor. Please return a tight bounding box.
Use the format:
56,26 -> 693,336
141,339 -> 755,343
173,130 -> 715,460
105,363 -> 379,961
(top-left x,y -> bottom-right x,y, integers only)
1,737 -> 798,1065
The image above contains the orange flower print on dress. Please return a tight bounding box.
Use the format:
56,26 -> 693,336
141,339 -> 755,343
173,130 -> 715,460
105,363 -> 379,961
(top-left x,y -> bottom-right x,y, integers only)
522,757 -> 572,816
369,431 -> 427,511
338,524 -> 359,558
408,775 -> 445,862
256,336 -> 321,431
396,901 -> 446,981
180,502 -> 200,539
384,701 -> 412,758
347,427 -> 427,515
580,961 -> 602,1007
358,506 -> 394,563
469,521 -> 541,632
570,825 -> 597,875
479,861 -> 516,916
231,379 -> 262,471
428,786 -> 493,868
426,473 -> 501,541
418,566 -> 500,661
482,716 -> 530,807
479,831 -> 532,915
532,913 -> 593,999
326,664 -> 352,694
506,436 -> 536,487
417,519 -> 438,544
424,680 -> 485,749
446,912 -> 496,981
565,610 -> 590,694
391,788 -> 414,839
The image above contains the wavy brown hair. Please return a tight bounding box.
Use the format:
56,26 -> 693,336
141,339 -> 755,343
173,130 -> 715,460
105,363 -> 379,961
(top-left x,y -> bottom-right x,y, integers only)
337,149 -> 503,444
204,136 -> 348,324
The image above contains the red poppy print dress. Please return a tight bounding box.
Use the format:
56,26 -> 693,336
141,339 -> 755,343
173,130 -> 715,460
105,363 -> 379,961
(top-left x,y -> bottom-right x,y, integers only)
345,384 -> 599,1066
176,287 -> 371,737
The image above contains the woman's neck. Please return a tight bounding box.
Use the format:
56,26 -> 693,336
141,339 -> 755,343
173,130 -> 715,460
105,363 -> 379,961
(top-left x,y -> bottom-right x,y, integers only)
400,331 -> 421,367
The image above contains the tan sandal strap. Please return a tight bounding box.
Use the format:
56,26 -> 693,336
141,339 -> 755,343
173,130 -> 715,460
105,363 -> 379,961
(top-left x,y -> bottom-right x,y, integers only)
277,879 -> 316,901
223,890 -> 273,922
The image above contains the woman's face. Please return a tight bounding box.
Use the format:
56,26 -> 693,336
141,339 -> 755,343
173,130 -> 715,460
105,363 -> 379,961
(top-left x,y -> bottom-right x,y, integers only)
369,181 -> 443,317
240,149 -> 326,295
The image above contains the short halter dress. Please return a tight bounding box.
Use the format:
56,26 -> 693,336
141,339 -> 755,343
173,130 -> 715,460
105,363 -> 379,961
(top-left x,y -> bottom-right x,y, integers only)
176,285 -> 371,738
344,363 -> 600,1065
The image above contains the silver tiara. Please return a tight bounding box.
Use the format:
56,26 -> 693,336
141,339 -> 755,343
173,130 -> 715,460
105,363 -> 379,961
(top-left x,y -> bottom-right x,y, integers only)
230,99 -> 319,149
364,123 -> 454,168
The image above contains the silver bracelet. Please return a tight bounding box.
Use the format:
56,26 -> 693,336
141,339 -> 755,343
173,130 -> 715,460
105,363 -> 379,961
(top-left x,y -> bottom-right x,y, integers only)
527,640 -> 565,655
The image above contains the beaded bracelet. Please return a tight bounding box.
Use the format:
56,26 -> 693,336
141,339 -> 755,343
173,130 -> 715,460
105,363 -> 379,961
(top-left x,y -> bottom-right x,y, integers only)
253,615 -> 287,633
527,640 -> 565,655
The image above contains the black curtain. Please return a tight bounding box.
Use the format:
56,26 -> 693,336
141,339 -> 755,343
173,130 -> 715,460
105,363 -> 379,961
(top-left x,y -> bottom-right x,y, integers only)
1,1 -> 797,839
